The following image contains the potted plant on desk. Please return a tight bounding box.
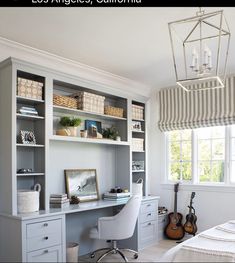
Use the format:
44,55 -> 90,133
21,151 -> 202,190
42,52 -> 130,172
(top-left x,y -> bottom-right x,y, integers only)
102,126 -> 120,141
57,116 -> 82,137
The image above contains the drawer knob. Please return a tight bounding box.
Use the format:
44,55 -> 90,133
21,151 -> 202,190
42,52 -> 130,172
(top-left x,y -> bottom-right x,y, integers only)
147,213 -> 152,216
44,236 -> 49,240
44,250 -> 48,254
44,223 -> 48,227
148,222 -> 151,226
147,204 -> 151,207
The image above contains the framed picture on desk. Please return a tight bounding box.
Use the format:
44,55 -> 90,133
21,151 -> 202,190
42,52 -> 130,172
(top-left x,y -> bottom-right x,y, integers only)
65,169 -> 99,202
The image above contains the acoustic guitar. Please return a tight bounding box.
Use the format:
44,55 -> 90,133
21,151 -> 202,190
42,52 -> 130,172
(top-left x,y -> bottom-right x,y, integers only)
184,192 -> 197,236
164,183 -> 185,240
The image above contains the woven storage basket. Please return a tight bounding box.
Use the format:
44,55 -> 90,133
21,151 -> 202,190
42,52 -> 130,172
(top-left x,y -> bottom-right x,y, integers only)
53,94 -> 77,109
71,91 -> 105,114
17,77 -> 43,100
132,104 -> 144,120
132,138 -> 144,151
104,105 -> 124,118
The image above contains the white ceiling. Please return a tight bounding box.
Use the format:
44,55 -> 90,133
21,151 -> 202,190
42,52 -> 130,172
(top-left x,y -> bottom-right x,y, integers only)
0,7 -> 234,91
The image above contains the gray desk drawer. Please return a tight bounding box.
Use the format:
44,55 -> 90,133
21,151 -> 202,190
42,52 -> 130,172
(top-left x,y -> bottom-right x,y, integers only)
27,218 -> 61,238
27,245 -> 62,262
140,212 -> 157,223
27,232 -> 62,252
139,220 -> 158,247
140,201 -> 157,214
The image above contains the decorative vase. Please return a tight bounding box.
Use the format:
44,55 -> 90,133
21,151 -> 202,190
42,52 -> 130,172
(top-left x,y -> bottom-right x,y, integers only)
67,126 -> 78,137
56,127 -> 78,137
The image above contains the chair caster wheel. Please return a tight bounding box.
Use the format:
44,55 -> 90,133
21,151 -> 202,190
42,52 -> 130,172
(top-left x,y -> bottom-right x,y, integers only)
134,253 -> 138,259
90,253 -> 95,258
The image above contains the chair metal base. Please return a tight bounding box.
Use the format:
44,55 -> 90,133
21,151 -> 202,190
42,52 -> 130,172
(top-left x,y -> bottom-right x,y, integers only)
90,240 -> 138,262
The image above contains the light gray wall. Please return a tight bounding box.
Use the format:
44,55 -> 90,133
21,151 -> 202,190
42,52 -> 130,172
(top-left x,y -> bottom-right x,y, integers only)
49,141 -> 116,198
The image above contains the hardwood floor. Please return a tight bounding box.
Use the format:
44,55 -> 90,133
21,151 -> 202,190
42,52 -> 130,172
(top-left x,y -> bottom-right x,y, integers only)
78,239 -> 177,262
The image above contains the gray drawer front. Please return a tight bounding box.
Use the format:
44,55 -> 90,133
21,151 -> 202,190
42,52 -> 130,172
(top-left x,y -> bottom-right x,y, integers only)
139,220 -> 157,248
140,212 -> 157,223
27,245 -> 62,262
27,232 -> 62,252
27,219 -> 61,238
140,201 -> 157,214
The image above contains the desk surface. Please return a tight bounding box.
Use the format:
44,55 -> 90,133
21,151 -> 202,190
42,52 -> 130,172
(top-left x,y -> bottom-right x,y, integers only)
0,195 -> 160,221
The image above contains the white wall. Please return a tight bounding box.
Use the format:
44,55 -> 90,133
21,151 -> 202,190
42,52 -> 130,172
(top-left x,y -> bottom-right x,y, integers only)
147,89 -> 235,232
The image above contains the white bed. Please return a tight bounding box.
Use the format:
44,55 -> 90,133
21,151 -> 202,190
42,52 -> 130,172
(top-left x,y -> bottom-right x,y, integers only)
160,221 -> 235,262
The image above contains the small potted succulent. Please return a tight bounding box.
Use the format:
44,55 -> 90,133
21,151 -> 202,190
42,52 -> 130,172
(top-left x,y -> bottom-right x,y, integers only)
102,126 -> 119,140
57,116 -> 82,137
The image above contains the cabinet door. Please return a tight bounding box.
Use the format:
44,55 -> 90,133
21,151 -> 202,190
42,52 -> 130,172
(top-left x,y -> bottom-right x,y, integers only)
27,245 -> 62,262
139,220 -> 158,249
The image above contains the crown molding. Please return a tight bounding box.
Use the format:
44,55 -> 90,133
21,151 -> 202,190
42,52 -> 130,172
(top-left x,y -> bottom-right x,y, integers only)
0,36 -> 151,100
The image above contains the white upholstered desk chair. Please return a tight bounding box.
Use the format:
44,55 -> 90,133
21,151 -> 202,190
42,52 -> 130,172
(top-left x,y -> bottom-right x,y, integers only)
89,195 -> 142,262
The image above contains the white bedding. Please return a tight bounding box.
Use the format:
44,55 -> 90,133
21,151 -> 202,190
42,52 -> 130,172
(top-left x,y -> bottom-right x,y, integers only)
160,221 -> 235,262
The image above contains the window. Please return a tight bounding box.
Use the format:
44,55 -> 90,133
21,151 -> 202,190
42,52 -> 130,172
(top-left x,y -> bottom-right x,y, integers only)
168,130 -> 192,181
166,125 -> 235,185
197,127 -> 225,183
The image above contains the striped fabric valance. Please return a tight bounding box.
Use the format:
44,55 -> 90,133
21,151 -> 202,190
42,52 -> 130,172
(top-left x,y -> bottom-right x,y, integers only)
158,76 -> 235,132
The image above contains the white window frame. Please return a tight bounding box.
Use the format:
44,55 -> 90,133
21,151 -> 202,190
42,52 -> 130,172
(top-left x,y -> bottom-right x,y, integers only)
165,125 -> 235,186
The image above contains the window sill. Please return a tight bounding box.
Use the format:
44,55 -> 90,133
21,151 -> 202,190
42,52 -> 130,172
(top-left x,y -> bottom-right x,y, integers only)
161,183 -> 235,193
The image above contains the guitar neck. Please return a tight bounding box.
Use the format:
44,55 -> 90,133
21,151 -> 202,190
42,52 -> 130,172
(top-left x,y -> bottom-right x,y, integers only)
174,191 -> 177,216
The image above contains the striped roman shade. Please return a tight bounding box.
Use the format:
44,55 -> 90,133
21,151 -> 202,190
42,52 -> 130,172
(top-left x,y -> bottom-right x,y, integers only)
158,76 -> 235,131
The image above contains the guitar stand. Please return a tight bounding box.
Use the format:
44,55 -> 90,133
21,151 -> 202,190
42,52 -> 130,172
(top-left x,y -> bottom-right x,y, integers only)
176,240 -> 183,244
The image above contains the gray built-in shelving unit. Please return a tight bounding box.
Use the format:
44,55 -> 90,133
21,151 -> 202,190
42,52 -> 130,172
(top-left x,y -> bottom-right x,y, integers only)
0,57 -> 149,215
131,101 -> 147,196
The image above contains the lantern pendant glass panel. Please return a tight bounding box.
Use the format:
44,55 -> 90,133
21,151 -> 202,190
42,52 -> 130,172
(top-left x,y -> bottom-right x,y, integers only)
169,9 -> 230,91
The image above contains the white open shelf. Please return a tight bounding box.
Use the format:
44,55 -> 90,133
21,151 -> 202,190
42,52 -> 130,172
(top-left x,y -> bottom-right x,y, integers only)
50,135 -> 130,146
53,105 -> 127,121
16,95 -> 44,105
16,113 -> 45,120
16,173 -> 45,176
16,143 -> 45,147
132,118 -> 145,122
132,170 -> 145,173
132,130 -> 145,133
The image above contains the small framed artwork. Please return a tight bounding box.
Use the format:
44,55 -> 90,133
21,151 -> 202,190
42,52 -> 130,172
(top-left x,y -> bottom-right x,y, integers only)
85,120 -> 102,138
20,130 -> 36,144
65,169 -> 99,202
131,121 -> 142,132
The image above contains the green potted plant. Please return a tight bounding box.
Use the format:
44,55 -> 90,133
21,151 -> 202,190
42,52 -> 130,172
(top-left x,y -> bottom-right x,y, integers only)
102,126 -> 119,140
57,116 -> 82,137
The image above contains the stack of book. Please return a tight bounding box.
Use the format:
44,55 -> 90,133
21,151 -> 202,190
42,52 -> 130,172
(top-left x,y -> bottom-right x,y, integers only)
103,192 -> 131,201
18,106 -> 39,116
50,193 -> 70,208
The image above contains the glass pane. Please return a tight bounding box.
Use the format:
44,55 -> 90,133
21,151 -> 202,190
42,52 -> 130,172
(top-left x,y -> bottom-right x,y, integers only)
181,129 -> 191,141
198,140 -> 211,161
231,161 -> 235,183
170,141 -> 180,161
212,139 -> 225,160
170,162 -> 181,181
182,162 -> 192,181
232,139 -> 235,160
197,127 -> 212,140
211,126 -> 225,139
198,161 -> 211,182
182,141 -> 191,160
211,161 -> 224,182
169,130 -> 180,141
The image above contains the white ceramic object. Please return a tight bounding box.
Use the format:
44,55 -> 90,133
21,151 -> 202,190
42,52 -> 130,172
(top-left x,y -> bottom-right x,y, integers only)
17,183 -> 41,213
132,178 -> 143,196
